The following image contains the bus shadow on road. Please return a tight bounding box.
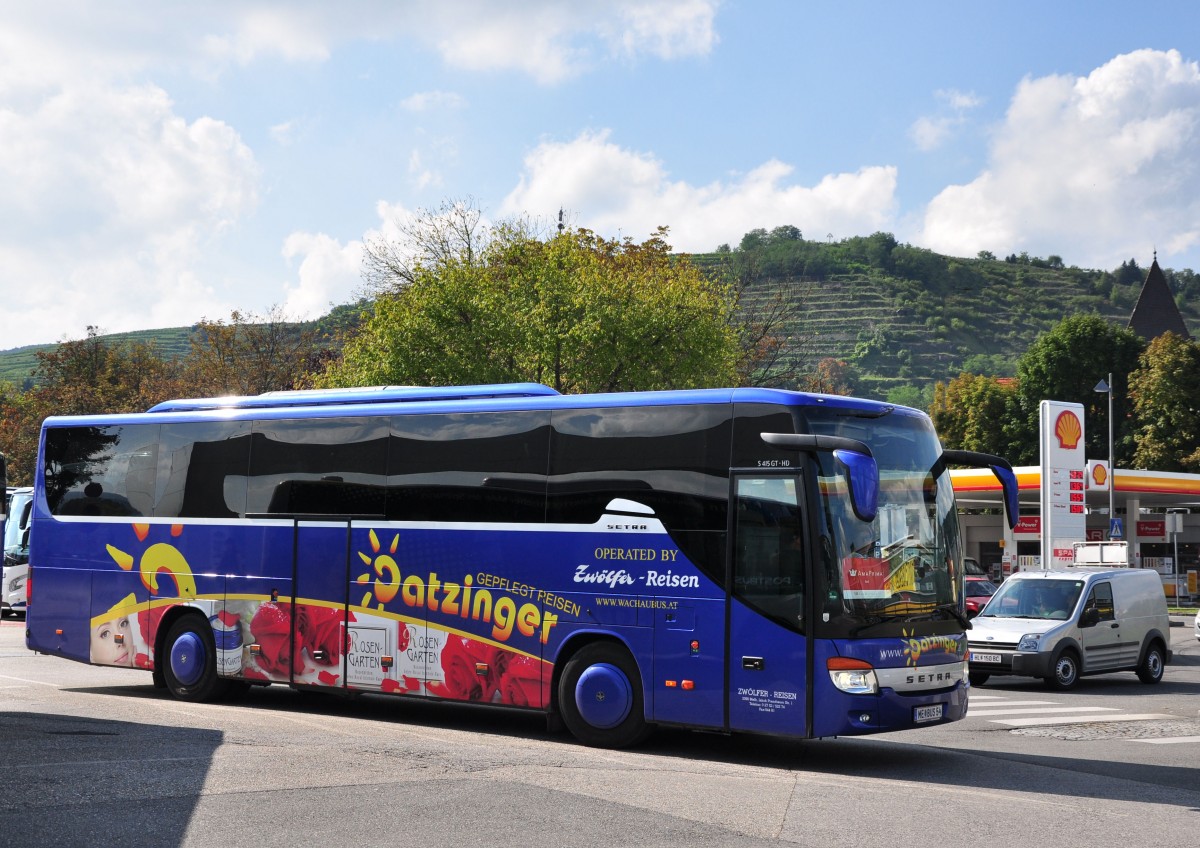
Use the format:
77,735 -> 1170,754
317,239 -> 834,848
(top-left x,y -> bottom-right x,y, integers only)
56,680 -> 1200,816
0,710 -> 222,845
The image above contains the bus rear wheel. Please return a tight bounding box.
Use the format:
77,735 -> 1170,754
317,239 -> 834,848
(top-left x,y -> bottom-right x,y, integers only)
558,643 -> 651,749
162,616 -> 228,702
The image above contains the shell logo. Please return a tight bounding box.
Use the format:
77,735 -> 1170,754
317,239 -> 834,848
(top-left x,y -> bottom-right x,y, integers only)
1092,464 -> 1108,487
1054,410 -> 1082,450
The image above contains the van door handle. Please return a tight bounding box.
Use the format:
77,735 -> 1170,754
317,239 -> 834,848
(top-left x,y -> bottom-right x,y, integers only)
1109,622 -> 1119,629
742,656 -> 765,671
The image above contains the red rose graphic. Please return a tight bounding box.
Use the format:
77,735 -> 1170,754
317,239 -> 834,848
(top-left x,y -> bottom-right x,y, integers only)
428,636 -> 486,701
138,605 -> 167,650
298,605 -> 342,665
498,654 -> 548,708
250,601 -> 299,676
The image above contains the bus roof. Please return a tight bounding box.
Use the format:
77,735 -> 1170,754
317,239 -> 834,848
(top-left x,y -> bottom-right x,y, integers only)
43,383 -> 915,427
146,382 -> 562,413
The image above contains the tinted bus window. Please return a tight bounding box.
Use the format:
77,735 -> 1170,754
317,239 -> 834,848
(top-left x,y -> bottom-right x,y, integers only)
155,421 -> 252,518
246,417 -> 389,517
44,425 -> 160,517
548,404 -> 730,529
548,405 -> 730,579
387,411 -> 550,522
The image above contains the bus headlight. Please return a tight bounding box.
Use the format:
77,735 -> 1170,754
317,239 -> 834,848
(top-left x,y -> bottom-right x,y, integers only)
827,657 -> 879,694
1018,633 -> 1042,652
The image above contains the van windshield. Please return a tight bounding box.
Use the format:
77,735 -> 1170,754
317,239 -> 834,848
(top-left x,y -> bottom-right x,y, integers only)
979,578 -> 1085,620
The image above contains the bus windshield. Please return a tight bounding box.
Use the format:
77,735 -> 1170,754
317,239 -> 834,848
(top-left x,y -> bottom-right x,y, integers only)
804,407 -> 963,635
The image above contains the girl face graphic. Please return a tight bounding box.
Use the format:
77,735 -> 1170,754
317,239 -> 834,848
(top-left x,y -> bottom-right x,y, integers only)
91,615 -> 134,666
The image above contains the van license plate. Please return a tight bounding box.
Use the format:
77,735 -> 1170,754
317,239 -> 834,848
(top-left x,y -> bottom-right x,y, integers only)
914,704 -> 943,723
972,653 -> 1001,664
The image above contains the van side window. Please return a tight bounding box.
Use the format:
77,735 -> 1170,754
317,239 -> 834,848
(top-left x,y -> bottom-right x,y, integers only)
1084,582 -> 1115,623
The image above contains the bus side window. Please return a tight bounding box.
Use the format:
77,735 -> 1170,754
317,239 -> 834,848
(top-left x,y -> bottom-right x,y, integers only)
246,418 -> 388,517
45,424 -> 158,517
155,422 -> 252,518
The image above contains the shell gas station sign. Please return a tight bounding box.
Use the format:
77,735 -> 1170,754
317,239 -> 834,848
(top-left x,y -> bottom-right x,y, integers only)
1040,401 -> 1087,569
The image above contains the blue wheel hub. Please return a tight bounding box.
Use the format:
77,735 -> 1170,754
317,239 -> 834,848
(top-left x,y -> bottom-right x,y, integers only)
574,662 -> 633,729
170,631 -> 206,687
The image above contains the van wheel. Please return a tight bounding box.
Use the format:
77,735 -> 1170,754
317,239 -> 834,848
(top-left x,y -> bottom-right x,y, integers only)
558,642 -> 651,749
162,616 -> 228,703
1046,649 -> 1079,690
1137,643 -> 1165,684
968,672 -> 989,687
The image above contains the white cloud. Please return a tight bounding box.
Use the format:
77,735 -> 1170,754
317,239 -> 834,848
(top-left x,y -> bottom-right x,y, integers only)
0,80 -> 259,347
499,131 -> 898,252
281,232 -> 364,319
425,0 -> 720,84
919,49 -> 1200,269
910,88 -> 982,152
1,2 -> 720,93
270,120 -> 298,145
399,90 -> 467,112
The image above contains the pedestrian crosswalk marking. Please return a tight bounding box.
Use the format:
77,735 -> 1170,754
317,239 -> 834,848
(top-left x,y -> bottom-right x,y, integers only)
990,713 -> 1173,727
1129,735 -> 1200,744
968,706 -> 1120,717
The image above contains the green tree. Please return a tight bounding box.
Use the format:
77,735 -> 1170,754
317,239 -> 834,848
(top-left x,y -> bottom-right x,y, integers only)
181,307 -> 322,397
1007,314 -> 1144,465
930,373 -> 1014,456
0,328 -> 180,484
323,222 -> 740,393
1128,332 -> 1200,471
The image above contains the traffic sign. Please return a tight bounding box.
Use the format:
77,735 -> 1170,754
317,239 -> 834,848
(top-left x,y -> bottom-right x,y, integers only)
1109,517 -> 1124,540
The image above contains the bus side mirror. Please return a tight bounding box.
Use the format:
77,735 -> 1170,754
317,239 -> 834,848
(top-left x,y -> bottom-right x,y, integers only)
761,433 -> 879,522
834,449 -> 878,523
941,449 -> 1019,530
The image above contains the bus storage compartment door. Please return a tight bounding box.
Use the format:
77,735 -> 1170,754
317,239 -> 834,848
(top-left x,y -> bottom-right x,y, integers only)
652,598 -> 724,728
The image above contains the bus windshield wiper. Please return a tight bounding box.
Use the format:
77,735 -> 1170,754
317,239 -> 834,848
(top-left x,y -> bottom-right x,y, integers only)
848,614 -> 889,636
903,604 -> 971,629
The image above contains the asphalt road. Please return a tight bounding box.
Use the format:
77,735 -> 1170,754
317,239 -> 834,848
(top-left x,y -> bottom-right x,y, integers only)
2,615 -> 1198,848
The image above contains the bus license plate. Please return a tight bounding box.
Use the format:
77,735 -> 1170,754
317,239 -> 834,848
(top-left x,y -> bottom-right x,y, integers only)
972,653 -> 1001,664
914,704 -> 943,723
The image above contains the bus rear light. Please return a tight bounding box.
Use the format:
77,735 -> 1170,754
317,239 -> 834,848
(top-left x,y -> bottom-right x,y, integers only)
681,680 -> 695,690
827,657 -> 879,695
664,680 -> 678,688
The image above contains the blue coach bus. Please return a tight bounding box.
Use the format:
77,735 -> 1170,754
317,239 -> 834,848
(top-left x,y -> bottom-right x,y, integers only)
26,384 -> 1016,747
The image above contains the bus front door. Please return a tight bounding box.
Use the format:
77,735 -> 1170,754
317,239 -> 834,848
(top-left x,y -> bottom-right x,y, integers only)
727,474 -> 811,736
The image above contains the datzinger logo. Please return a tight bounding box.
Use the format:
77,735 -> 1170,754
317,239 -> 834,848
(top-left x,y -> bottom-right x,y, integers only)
356,530 -> 560,645
900,629 -> 966,667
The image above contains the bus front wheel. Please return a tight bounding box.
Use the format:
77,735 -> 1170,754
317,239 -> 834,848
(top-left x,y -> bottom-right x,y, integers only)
162,616 -> 228,702
558,643 -> 651,749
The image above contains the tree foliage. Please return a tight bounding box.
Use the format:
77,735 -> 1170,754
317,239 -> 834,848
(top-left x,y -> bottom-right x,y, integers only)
182,307 -> 323,397
0,328 -> 183,484
1005,314 -> 1144,465
1128,332 -> 1200,471
323,220 -> 740,393
930,373 -> 1015,457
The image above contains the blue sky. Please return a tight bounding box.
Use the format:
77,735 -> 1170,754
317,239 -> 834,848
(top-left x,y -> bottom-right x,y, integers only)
3,1 -> 1199,349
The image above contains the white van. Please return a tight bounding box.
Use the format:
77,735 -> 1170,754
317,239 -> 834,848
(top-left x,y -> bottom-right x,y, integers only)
2,487 -> 31,618
967,568 -> 1171,690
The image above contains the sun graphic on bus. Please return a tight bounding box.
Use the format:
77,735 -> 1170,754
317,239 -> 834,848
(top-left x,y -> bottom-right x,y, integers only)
356,529 -> 401,610
106,524 -> 197,599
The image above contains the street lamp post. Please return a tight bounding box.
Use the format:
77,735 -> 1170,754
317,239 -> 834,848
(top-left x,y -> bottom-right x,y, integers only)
1094,373 -> 1116,536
